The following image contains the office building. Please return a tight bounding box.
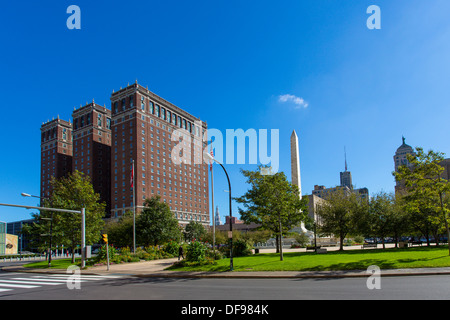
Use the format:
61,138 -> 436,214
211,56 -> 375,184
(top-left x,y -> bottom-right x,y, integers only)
393,136 -> 415,194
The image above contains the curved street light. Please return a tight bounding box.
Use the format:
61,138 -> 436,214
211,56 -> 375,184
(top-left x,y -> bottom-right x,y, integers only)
6,193 -> 87,269
21,192 -> 54,266
204,152 -> 233,271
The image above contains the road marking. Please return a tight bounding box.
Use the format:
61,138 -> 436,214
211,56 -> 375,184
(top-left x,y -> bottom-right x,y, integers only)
0,279 -> 64,286
13,277 -> 89,283
0,283 -> 39,289
0,274 -> 125,295
41,274 -> 123,279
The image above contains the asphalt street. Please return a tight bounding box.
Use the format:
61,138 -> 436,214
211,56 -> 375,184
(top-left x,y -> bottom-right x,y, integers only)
0,271 -> 449,300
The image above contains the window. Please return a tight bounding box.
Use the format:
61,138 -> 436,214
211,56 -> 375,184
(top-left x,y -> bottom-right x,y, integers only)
97,114 -> 102,127
173,113 -> 177,125
149,101 -> 154,114
141,96 -> 145,111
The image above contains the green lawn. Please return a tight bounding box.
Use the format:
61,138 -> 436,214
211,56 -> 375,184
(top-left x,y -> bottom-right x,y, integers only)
24,258 -> 82,269
168,246 -> 450,272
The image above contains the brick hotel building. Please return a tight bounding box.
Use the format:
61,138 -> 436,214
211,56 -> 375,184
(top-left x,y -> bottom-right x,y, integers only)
40,118 -> 73,199
40,82 -> 210,227
72,101 -> 112,217
110,82 -> 209,227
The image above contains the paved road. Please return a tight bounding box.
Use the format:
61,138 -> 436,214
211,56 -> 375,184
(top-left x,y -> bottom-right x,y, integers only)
1,271 -> 449,300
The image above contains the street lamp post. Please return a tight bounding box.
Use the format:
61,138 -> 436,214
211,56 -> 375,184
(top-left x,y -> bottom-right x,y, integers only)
204,152 -> 233,271
1,202 -> 86,269
22,193 -> 54,267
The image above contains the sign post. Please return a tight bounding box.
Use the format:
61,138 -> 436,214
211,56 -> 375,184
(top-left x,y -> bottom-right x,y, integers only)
102,234 -> 109,271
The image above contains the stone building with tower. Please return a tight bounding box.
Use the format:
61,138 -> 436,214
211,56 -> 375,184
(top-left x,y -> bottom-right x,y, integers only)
393,136 -> 416,195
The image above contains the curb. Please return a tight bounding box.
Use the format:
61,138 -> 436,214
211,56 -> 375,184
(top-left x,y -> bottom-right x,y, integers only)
3,265 -> 450,279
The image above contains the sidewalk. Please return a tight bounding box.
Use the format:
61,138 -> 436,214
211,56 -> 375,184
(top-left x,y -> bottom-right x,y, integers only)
3,256 -> 450,279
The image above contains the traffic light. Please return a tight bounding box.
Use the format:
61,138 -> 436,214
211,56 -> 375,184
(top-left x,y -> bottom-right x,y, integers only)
102,234 -> 108,243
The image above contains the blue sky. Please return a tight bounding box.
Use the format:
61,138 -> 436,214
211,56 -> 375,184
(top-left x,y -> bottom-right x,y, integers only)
1,0 -> 450,223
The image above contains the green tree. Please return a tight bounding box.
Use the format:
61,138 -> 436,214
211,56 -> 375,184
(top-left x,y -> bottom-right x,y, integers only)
137,196 -> 182,246
364,192 -> 400,249
389,194 -> 412,247
104,210 -> 134,248
394,148 -> 450,254
21,211 -> 64,256
235,166 -> 308,261
184,221 -> 207,242
47,171 -> 106,263
316,189 -> 367,251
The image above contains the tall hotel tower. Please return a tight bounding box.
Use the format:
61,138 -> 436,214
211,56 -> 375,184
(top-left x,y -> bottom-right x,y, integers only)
40,118 -> 73,199
110,82 -> 210,227
72,101 -> 112,217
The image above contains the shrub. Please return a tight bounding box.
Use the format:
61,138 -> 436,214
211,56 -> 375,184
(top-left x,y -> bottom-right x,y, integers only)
95,245 -> 117,263
186,241 -> 207,262
220,239 -> 253,258
233,239 -> 253,257
164,240 -> 179,256
205,248 -> 224,260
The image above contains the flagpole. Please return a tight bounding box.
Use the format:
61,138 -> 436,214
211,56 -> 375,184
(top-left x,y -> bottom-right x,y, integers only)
132,159 -> 136,254
210,141 -> 216,259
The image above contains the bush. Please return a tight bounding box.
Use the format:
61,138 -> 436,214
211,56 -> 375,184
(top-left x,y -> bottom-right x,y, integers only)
144,245 -> 172,259
186,241 -> 207,262
220,239 -> 253,258
205,248 -> 224,260
94,245 -> 117,263
233,239 -> 253,257
164,240 -> 179,256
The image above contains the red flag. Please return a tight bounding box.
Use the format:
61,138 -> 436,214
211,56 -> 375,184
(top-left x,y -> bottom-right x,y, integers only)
130,163 -> 134,188
210,150 -> 214,171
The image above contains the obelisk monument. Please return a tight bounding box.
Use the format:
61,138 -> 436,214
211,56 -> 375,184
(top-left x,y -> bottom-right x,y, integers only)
290,130 -> 302,198
291,130 -> 308,233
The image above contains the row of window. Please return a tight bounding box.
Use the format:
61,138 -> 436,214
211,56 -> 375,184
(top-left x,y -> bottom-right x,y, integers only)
41,127 -> 70,142
113,94 -> 203,137
74,112 -> 111,131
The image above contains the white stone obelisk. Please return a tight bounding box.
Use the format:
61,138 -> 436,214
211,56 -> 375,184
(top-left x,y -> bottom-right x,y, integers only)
290,130 -> 302,199
291,130 -> 308,232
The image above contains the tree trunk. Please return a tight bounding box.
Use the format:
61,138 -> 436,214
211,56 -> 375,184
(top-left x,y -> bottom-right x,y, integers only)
279,218 -> 283,261
339,231 -> 344,251
275,236 -> 279,253
438,191 -> 450,256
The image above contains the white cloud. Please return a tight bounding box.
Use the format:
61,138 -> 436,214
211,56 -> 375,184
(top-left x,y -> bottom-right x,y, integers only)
278,94 -> 309,108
